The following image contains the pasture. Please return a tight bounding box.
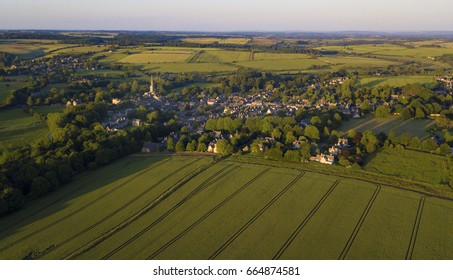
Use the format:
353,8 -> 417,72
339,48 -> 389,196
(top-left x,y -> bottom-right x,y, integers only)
0,76 -> 28,102
363,148 -> 452,187
339,115 -> 436,140
0,155 -> 452,260
358,76 -> 436,88
0,109 -> 49,149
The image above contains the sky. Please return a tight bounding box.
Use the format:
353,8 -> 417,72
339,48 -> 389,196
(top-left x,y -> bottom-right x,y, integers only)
1,0 -> 453,32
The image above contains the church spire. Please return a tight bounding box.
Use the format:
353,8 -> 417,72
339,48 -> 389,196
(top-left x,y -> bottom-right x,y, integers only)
150,76 -> 154,93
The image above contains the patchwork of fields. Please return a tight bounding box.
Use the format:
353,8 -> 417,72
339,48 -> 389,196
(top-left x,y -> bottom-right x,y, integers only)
0,155 -> 452,260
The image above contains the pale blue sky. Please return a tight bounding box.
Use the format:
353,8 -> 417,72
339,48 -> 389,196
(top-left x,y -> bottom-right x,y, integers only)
1,0 -> 452,31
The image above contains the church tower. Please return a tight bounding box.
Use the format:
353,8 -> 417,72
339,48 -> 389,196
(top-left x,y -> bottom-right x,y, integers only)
149,76 -> 154,93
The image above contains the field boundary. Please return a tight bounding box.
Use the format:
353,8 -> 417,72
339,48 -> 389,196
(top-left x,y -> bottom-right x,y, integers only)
0,156 -> 175,254
273,180 -> 340,260
405,196 -> 426,260
146,167 -> 273,260
96,163 -> 241,260
338,184 -> 382,260
208,171 -> 305,260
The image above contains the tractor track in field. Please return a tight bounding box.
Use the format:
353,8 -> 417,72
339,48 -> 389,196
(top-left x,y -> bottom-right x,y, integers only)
338,184 -> 382,260
0,157 -> 165,235
60,158 -> 217,260
273,179 -> 341,260
187,50 -> 204,63
99,163 -> 242,260
146,167 -> 274,260
405,196 -> 426,260
208,171 -> 305,260
35,158 -> 203,259
0,157 -> 177,254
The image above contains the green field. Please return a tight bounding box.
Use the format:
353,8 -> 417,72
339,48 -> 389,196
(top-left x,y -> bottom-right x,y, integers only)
196,50 -> 251,63
339,115 -> 436,139
183,37 -> 250,45
142,62 -> 238,73
0,40 -> 73,58
0,155 -> 452,260
319,56 -> 400,68
358,76 -> 436,88
119,51 -> 194,64
237,59 -> 327,71
363,148 -> 452,186
0,76 -> 28,102
0,109 -> 50,149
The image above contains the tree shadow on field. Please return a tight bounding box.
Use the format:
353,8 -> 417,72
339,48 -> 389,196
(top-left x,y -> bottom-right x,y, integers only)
0,154 -> 169,249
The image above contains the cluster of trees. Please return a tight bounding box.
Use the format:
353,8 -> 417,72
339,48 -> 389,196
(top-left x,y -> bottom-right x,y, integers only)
0,103 -> 171,216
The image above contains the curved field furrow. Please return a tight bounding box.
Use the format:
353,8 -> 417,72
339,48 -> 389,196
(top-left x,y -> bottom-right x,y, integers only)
208,171 -> 305,260
36,157 -> 204,259
100,164 -> 243,259
338,184 -> 382,260
0,157 -> 175,254
406,196 -> 426,260
273,180 -> 340,260
146,167 -> 276,260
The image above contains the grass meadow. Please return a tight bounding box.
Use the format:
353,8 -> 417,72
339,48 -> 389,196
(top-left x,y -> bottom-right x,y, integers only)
363,148 -> 452,186
339,115 -> 436,140
0,109 -> 50,149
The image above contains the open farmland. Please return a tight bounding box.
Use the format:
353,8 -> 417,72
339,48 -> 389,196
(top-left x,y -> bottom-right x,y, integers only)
237,58 -> 328,72
0,109 -> 50,149
195,50 -> 251,63
0,155 -> 452,260
318,56 -> 400,68
358,76 -> 436,88
142,62 -> 238,73
339,115 -> 436,140
0,40 -> 73,58
119,51 -> 194,64
183,37 -> 250,45
363,148 -> 452,187
0,76 -> 28,102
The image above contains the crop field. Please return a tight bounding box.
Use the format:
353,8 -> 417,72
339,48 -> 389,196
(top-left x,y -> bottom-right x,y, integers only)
237,59 -> 328,71
0,40 -> 73,58
183,37 -> 250,45
339,115 -> 436,139
0,155 -> 452,260
0,109 -> 49,149
252,53 -> 312,60
119,51 -> 194,64
195,50 -> 251,63
363,148 -> 452,187
318,56 -> 400,68
142,62 -> 238,73
48,45 -> 110,56
358,76 -> 436,88
315,44 -> 408,55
